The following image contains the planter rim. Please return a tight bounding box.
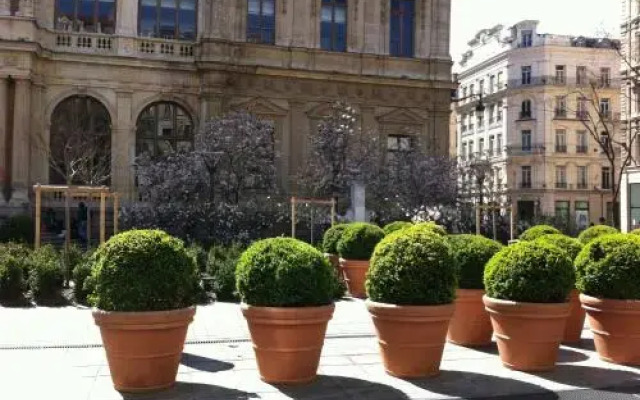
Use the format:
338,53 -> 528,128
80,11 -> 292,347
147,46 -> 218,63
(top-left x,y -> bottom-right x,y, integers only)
580,294 -> 640,308
241,303 -> 335,323
92,306 -> 196,328
92,305 -> 196,318
483,295 -> 570,307
339,258 -> 370,263
241,303 -> 335,313
366,299 -> 454,313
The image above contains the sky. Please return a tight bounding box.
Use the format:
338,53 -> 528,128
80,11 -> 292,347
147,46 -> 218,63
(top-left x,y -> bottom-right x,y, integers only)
451,0 -> 620,64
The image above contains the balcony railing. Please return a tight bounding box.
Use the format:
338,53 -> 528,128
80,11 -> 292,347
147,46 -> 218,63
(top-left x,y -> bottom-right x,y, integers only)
506,144 -> 545,156
507,76 -> 621,90
555,145 -> 567,153
54,32 -> 115,54
576,145 -> 589,153
577,182 -> 588,189
576,111 -> 589,120
554,109 -> 568,118
555,182 -> 568,189
518,112 -> 533,120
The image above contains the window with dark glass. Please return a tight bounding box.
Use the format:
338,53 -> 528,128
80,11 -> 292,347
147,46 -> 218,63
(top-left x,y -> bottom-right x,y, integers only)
138,0 -> 196,40
321,0 -> 347,52
390,0 -> 415,58
247,0 -> 275,44
136,102 -> 194,158
55,0 -> 116,33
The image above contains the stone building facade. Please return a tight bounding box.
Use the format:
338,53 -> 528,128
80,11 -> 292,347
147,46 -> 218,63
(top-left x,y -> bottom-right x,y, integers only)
454,21 -> 619,229
0,0 -> 454,211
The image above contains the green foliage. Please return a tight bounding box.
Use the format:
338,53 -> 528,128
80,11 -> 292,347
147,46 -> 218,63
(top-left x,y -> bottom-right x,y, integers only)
448,234 -> 503,290
27,245 -> 64,300
575,234 -> 640,300
322,224 -> 348,254
484,241 -> 574,303
61,244 -> 85,285
366,229 -> 457,305
519,225 -> 561,241
406,222 -> 447,237
337,223 -> 385,260
186,243 -> 208,273
0,242 -> 31,280
0,252 -> 25,300
0,214 -> 34,244
235,237 -> 334,307
578,225 -> 619,245
88,230 -> 200,312
331,268 -> 347,300
535,234 -> 583,261
207,244 -> 244,302
630,228 -> 640,236
72,250 -> 96,305
382,221 -> 413,235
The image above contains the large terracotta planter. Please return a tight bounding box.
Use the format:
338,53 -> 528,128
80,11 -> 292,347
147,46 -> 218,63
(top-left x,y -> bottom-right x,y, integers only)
366,300 -> 454,378
93,307 -> 196,392
483,296 -> 570,371
448,289 -> 492,346
241,303 -> 334,384
563,290 -> 587,344
581,294 -> 640,365
340,258 -> 369,298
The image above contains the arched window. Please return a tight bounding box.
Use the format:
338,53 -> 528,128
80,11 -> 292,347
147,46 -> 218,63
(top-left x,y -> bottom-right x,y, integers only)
321,0 -> 347,52
136,102 -> 194,157
55,0 -> 116,33
50,96 -> 112,185
139,0 -> 197,40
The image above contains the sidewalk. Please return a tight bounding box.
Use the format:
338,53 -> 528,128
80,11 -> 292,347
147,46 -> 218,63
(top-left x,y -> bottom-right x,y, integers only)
1,300 -> 639,399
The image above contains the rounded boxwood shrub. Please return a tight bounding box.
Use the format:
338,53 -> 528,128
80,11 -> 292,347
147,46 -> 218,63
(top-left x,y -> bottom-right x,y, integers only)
448,234 -> 503,290
578,225 -> 619,245
207,244 -> 244,302
322,224 -> 348,254
484,241 -> 574,303
0,253 -> 25,300
519,225 -> 561,241
28,245 -> 64,300
88,229 -> 200,312
535,234 -> 583,261
383,221 -> 413,235
366,229 -> 457,305
575,234 -> 640,300
235,237 -> 334,307
337,223 -> 385,260
406,222 -> 447,237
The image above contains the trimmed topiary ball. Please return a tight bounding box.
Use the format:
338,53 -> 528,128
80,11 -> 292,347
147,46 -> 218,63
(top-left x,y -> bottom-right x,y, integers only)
337,223 -> 385,260
519,225 -> 561,241
366,229 -> 457,305
88,229 -> 200,312
235,237 -> 334,307
575,234 -> 640,300
578,225 -> 619,245
382,221 -> 413,235
448,234 -> 503,290
484,241 -> 574,303
322,224 -> 348,254
535,234 -> 583,261
406,222 -> 447,237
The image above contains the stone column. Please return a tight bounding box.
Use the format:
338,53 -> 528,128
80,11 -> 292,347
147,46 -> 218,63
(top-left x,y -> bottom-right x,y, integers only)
113,90 -> 134,198
116,0 -> 137,36
11,79 -> 31,202
0,78 -> 7,190
289,101 -> 308,190
29,83 -> 46,184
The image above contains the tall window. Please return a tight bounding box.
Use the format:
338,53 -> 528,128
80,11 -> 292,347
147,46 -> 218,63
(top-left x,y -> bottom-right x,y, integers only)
247,0 -> 275,44
390,0 -> 415,58
555,130 -> 567,153
577,166 -> 588,189
497,72 -> 503,89
555,96 -> 567,118
387,134 -> 413,161
55,0 -> 116,33
136,102 -> 194,157
600,67 -> 611,87
520,100 -> 532,119
478,138 -> 485,154
139,0 -> 196,40
488,135 -> 495,156
521,30 -> 532,47
630,184 -> 640,230
576,66 -> 587,85
521,66 -> 532,85
577,131 -> 587,153
496,134 -> 502,153
556,166 -> 567,188
489,75 -> 495,93
496,101 -> 503,121
521,130 -> 532,152
321,0 -> 347,52
555,201 -> 570,221
478,79 -> 485,95
521,166 -> 532,188
576,97 -> 588,119
555,65 -> 566,84
600,98 -> 611,118
602,167 -> 612,189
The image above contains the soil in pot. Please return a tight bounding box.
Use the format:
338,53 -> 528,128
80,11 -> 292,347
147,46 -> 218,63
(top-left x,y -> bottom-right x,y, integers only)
448,289 -> 492,346
581,294 -> 640,365
93,307 -> 196,392
483,296 -> 570,371
242,304 -> 334,384
340,259 -> 369,299
366,300 -> 454,378
563,290 -> 586,344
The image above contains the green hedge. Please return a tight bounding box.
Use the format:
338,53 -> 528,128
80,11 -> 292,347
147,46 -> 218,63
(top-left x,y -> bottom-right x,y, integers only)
207,244 -> 243,302
0,242 -> 31,280
535,234 -> 583,261
578,225 -> 619,245
575,234 -> 640,300
72,250 -> 96,305
322,224 -> 348,254
27,245 -> 64,300
382,221 -> 413,235
519,225 -> 561,241
337,223 -> 385,260
366,229 -> 456,305
235,237 -> 334,307
484,240 -> 574,303
448,234 -> 503,290
88,229 -> 200,312
0,253 -> 25,300
0,214 -> 34,244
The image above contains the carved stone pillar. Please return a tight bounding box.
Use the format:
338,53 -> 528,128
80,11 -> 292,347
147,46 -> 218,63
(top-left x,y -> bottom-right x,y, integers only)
0,78 -> 7,191
11,78 -> 31,201
113,90 -> 134,197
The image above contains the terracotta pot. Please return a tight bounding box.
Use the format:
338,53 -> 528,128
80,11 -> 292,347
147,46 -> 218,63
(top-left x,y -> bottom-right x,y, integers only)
448,289 -> 492,346
93,307 -> 196,392
366,300 -> 454,378
241,303 -> 334,384
581,294 -> 640,365
483,296 -> 570,371
563,290 -> 587,344
340,258 -> 369,298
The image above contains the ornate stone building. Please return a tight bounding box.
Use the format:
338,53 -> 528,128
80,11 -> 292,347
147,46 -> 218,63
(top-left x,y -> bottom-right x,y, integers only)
0,0 -> 453,211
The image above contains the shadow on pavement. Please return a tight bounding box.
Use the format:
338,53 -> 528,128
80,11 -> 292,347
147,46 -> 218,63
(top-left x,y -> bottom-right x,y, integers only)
471,342 -> 590,363
180,352 -> 235,373
276,375 -> 410,400
120,382 -> 258,400
0,295 -> 33,308
533,364 -> 640,392
408,370 -> 559,400
563,338 -> 596,352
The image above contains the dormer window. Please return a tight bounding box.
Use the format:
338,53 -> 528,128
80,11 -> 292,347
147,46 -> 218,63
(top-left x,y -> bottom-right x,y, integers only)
521,30 -> 532,47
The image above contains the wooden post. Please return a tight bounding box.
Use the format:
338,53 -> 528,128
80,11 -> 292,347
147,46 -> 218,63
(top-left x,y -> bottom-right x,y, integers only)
100,189 -> 106,244
291,197 -> 296,238
34,184 -> 41,249
113,193 -> 119,234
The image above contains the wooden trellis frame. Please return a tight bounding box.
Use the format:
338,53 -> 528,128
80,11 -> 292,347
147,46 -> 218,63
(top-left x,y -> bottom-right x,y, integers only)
33,184 -> 120,249
290,197 -> 336,239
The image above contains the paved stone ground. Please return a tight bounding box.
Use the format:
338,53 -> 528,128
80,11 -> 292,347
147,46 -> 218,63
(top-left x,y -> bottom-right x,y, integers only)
1,299 -> 640,399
